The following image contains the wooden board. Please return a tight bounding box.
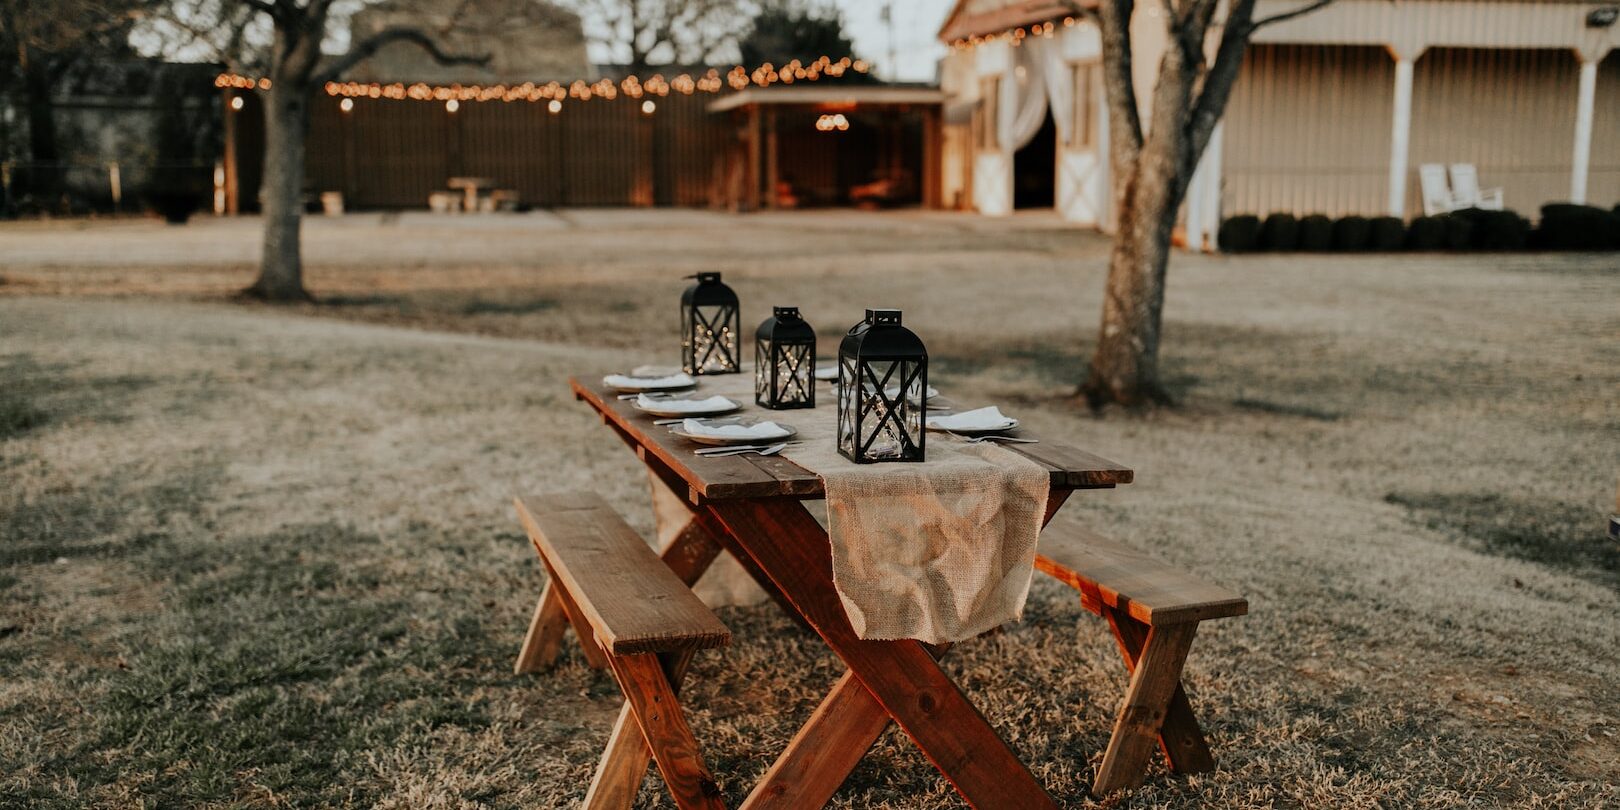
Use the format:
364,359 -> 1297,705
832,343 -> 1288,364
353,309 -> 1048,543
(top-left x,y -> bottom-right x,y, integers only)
1036,526 -> 1248,626
515,492 -> 730,656
571,376 -> 1133,502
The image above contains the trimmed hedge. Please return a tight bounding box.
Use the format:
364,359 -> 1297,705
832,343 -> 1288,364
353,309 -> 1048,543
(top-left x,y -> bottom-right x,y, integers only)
1370,216 -> 1406,251
1332,216 -> 1372,251
1218,203 -> 1620,253
1260,213 -> 1300,251
1298,215 -> 1334,252
1218,215 -> 1262,252
1451,207 -> 1530,251
1406,216 -> 1446,251
1535,203 -> 1620,250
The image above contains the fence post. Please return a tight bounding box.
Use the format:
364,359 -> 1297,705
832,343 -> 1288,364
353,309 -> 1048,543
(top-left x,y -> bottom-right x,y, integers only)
108,162 -> 122,212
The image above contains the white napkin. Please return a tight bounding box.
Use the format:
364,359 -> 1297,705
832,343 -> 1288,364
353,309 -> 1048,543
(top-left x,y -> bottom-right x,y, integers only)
636,394 -> 735,413
603,372 -> 695,390
884,384 -> 940,400
926,406 -> 1016,432
680,419 -> 790,440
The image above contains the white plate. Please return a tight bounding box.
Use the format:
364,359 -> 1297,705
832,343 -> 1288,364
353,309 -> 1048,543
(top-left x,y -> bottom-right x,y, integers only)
604,373 -> 697,393
926,417 -> 1020,436
671,416 -> 799,446
633,395 -> 740,418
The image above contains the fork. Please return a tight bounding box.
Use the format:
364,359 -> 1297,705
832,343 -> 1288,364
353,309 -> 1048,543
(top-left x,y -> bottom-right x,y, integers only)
694,442 -> 793,457
944,431 -> 1040,444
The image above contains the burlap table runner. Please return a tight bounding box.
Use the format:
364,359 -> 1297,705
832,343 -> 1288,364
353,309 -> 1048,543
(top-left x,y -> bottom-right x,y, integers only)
699,374 -> 1049,644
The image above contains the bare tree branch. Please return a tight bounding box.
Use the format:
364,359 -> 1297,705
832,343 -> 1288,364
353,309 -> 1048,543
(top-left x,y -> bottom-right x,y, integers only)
1252,0 -> 1334,30
1096,0 -> 1143,155
313,25 -> 489,85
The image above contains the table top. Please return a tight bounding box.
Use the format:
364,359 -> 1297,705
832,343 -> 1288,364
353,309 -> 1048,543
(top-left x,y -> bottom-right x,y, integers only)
572,375 -> 1133,502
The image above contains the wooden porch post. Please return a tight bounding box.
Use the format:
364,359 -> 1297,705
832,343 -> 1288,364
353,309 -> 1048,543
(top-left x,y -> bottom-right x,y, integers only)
764,105 -> 779,209
747,104 -> 763,211
222,88 -> 240,215
922,105 -> 943,209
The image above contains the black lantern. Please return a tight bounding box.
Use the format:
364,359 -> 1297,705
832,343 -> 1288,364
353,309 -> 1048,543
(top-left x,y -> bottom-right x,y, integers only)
755,306 -> 816,409
837,309 -> 927,463
681,272 -> 741,375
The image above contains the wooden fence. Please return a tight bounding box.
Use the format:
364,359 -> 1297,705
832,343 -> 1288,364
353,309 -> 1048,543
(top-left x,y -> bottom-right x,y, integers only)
229,90 -> 732,210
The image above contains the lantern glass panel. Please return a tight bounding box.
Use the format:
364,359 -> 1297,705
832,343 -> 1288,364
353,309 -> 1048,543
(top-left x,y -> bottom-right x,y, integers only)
837,309 -> 926,463
681,272 -> 740,375
755,306 -> 815,409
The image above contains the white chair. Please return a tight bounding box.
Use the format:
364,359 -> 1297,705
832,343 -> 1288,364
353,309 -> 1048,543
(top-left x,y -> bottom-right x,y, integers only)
1419,164 -> 1453,216
1448,164 -> 1503,211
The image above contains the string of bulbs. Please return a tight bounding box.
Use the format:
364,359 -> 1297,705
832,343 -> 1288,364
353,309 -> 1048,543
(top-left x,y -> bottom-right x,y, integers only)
948,16 -> 1078,51
214,55 -> 873,113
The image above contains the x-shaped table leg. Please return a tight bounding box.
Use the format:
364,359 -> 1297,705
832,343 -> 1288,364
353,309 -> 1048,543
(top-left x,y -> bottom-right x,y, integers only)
707,498 -> 1058,810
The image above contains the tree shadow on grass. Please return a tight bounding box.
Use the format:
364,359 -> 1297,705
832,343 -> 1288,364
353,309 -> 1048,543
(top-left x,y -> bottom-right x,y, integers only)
1385,490 -> 1616,590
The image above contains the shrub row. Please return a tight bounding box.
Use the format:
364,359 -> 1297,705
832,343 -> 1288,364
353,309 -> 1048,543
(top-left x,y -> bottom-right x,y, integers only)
1220,204 -> 1620,253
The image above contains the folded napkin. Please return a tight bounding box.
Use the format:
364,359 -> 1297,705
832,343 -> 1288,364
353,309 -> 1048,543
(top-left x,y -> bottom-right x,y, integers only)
680,418 -> 790,440
883,384 -> 940,401
604,371 -> 695,390
926,406 -> 1016,432
637,394 -> 735,413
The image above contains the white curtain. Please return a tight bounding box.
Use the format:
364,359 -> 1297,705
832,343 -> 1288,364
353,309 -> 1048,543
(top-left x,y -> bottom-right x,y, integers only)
996,43 -> 1048,152
1035,37 -> 1072,146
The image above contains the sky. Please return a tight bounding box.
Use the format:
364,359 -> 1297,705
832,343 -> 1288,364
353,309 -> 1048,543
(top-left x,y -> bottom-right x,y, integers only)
831,0 -> 955,83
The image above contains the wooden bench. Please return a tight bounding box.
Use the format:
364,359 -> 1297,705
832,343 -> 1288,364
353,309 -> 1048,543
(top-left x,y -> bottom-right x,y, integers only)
1036,525 -> 1248,796
515,492 -> 730,810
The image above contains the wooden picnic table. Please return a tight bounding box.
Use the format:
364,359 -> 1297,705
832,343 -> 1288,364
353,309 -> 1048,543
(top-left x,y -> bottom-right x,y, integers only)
568,374 -> 1133,808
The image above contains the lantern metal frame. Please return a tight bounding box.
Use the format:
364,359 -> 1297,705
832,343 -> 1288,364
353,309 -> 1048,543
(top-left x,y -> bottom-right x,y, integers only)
837,309 -> 927,463
754,306 -> 816,410
680,272 -> 741,375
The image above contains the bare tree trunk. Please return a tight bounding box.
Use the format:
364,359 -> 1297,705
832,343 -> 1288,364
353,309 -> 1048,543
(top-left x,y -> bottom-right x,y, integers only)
1085,155 -> 1178,407
22,55 -> 61,203
246,82 -> 311,301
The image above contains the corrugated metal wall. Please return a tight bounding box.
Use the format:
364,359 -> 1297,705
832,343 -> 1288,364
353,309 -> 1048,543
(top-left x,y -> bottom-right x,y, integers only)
1224,42 -> 1618,218
1409,47 -> 1580,215
1222,44 -> 1394,217
296,92 -> 726,209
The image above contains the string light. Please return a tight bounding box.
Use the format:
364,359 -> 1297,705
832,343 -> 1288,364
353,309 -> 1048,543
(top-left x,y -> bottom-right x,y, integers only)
548,99 -> 562,114
445,98 -> 459,113
229,96 -> 244,111
950,17 -> 1078,51
339,98 -> 354,112
641,99 -> 656,114
814,113 -> 849,132
213,57 -> 871,107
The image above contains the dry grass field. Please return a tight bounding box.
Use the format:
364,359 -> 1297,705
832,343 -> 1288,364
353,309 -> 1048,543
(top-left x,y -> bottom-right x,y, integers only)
1,211 -> 1617,808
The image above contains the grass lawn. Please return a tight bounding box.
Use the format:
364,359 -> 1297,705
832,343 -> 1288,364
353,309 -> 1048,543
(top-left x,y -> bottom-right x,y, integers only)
1,211 -> 1617,807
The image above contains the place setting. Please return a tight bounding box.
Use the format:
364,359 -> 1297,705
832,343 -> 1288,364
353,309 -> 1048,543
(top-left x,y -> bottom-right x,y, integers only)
925,405 -> 1038,444
672,415 -> 799,456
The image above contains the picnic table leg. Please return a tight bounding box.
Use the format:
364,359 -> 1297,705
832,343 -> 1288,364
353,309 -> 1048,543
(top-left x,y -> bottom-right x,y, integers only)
740,671 -> 890,809
609,651 -> 726,810
583,702 -> 653,810
585,648 -> 703,809
1092,622 -> 1198,796
514,581 -> 570,674
1102,607 -> 1214,774
708,499 -> 1057,810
